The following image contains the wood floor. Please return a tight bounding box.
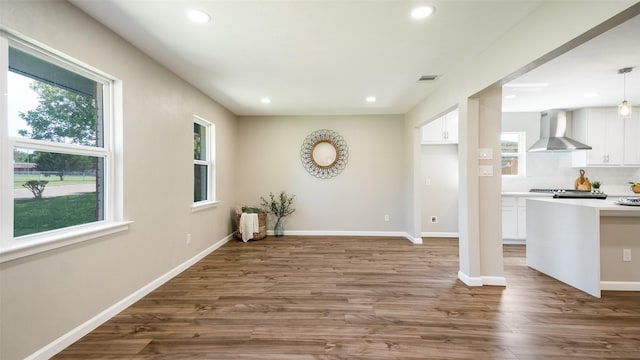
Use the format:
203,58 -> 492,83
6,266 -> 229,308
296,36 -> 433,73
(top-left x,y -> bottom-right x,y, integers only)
54,236 -> 640,359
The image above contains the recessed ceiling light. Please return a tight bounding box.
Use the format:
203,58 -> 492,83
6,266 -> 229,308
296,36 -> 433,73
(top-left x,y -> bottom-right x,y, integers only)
411,5 -> 435,19
187,10 -> 211,23
260,97 -> 271,104
504,94 -> 516,100
366,96 -> 376,103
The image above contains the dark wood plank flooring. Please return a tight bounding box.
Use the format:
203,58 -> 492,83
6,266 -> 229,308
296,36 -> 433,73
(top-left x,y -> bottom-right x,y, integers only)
53,236 -> 640,359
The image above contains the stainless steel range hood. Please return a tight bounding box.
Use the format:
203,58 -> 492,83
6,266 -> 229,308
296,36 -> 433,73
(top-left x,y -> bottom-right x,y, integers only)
528,110 -> 592,152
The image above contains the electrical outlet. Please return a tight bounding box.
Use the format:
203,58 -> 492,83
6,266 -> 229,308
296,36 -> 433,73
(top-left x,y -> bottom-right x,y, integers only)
186,233 -> 192,245
623,249 -> 631,262
430,216 -> 438,223
384,214 -> 390,222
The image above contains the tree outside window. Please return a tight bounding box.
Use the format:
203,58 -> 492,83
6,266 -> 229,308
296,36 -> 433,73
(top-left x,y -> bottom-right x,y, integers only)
7,45 -> 107,237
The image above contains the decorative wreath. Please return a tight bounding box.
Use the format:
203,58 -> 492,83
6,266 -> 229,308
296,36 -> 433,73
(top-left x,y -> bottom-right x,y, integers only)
300,129 -> 349,179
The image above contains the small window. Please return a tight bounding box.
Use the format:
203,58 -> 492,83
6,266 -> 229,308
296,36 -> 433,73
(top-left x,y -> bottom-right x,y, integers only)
193,116 -> 215,205
501,132 -> 526,176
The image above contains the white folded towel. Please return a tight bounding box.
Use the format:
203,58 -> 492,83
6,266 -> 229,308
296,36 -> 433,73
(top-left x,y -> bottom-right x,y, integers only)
239,213 -> 259,242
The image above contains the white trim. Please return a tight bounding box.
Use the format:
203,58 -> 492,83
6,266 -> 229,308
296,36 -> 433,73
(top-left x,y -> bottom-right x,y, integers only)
191,200 -> 220,212
600,281 -> 640,291
0,35 -> 10,245
266,230 -> 417,239
1,33 -> 124,257
458,270 -> 507,287
458,270 -> 483,286
405,234 -> 423,244
502,239 -> 526,245
482,276 -> 507,286
421,231 -> 459,238
193,115 -> 215,204
25,234 -> 234,360
262,230 -> 422,244
0,221 -> 132,263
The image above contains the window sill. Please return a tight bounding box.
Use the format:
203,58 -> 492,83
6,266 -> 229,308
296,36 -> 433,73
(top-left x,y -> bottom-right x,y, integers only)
191,200 -> 220,213
0,221 -> 133,263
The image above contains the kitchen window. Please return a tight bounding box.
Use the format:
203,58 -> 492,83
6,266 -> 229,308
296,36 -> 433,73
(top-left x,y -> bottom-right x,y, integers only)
0,34 -> 127,262
501,132 -> 526,176
193,116 -> 216,210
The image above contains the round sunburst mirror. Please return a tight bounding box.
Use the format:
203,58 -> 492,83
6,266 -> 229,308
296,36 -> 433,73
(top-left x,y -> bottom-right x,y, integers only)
301,129 -> 348,178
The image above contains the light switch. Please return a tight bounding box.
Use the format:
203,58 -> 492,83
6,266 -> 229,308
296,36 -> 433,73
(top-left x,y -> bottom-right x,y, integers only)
478,165 -> 493,176
478,148 -> 493,159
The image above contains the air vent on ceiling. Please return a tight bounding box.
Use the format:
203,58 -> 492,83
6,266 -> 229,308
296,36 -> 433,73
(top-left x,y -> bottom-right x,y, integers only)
418,75 -> 438,81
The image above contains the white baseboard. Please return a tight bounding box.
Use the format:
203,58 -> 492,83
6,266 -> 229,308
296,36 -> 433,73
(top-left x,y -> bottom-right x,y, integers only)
458,270 -> 507,287
502,239 -> 526,245
600,281 -> 640,291
421,232 -> 459,238
482,276 -> 507,286
267,230 -> 407,237
265,230 -> 422,244
458,270 -> 483,286
26,234 -> 234,360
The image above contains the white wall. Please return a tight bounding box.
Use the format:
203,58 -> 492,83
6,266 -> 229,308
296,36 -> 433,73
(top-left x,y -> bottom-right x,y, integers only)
0,2 -> 237,359
235,115 -> 405,233
502,111 -> 640,194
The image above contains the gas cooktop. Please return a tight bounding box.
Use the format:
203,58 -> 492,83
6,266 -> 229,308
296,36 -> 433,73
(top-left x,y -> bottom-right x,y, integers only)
529,188 -> 608,199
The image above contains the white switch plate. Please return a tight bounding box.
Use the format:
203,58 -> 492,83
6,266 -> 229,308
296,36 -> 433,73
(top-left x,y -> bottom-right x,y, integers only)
478,165 -> 493,176
623,249 -> 631,262
478,148 -> 493,159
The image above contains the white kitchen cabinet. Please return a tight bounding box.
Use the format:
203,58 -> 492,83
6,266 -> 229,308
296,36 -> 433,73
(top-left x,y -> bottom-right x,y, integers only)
422,109 -> 458,144
517,198 -> 527,239
502,196 -> 527,241
623,112 -> 640,165
572,107 -> 639,167
502,197 -> 518,239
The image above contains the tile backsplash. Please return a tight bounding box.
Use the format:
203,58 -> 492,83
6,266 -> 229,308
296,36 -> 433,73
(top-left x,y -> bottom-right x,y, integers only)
502,150 -> 640,195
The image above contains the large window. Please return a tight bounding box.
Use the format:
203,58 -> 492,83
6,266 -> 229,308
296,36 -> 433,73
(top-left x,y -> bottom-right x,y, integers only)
193,116 -> 215,208
1,34 -> 125,261
501,132 -> 526,176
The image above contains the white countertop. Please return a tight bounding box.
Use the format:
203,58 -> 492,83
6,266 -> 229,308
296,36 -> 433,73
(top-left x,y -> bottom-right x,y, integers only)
527,197 -> 640,212
503,191 -> 639,198
502,192 -> 552,197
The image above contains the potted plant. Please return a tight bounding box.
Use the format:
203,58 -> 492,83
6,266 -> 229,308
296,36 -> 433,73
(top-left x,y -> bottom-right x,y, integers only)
591,181 -> 601,190
260,191 -> 296,236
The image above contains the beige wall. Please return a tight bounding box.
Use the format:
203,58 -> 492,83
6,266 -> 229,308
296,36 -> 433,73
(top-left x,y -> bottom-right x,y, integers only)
0,1 -> 237,359
420,144 -> 459,234
235,115 -> 405,233
600,216 -> 640,281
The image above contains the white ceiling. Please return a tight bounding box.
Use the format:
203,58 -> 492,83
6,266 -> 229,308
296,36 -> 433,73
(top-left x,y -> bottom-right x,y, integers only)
503,12 -> 640,113
69,1 -> 639,116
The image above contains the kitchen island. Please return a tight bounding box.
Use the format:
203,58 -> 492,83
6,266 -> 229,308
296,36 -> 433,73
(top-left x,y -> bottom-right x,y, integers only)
526,197 -> 640,297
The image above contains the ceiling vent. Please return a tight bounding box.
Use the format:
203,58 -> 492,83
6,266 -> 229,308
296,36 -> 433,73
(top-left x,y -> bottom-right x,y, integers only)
418,75 -> 438,81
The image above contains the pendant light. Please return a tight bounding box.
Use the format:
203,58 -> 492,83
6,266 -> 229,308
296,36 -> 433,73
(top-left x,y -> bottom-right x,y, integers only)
618,67 -> 633,117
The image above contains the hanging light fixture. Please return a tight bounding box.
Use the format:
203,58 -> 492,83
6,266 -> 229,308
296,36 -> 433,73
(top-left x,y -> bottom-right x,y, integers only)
618,67 -> 633,117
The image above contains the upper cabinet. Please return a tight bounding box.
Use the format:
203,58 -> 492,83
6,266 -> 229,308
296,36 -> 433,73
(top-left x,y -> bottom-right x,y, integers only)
422,109 -> 458,144
571,107 -> 640,167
